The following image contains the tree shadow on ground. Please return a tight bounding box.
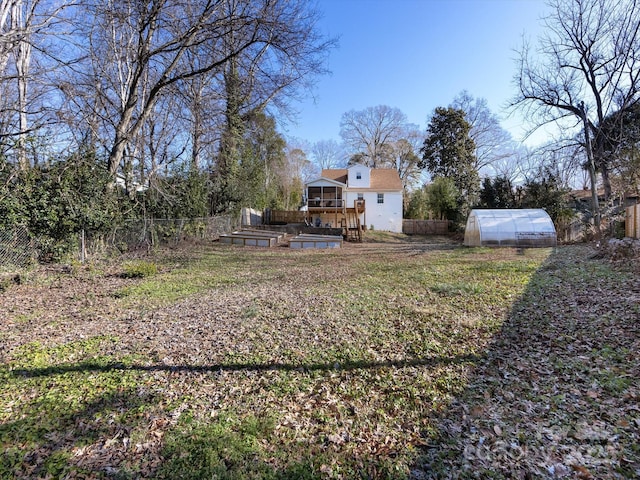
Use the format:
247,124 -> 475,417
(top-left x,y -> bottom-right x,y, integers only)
0,383 -> 158,478
411,246 -> 640,479
5,352 -> 481,479
0,377 -> 318,479
11,353 -> 482,378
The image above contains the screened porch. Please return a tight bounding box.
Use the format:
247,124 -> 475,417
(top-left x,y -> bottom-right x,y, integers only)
306,186 -> 344,209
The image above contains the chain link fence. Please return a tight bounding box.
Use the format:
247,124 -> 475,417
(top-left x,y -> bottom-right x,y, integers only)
0,216 -> 237,268
0,226 -> 37,269
83,215 -> 237,258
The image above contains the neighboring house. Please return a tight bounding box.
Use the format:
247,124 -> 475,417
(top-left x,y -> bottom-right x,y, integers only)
304,165 -> 403,233
569,188 -> 640,209
115,173 -> 148,193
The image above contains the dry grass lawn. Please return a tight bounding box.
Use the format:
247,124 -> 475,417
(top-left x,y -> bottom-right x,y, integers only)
0,234 -> 638,479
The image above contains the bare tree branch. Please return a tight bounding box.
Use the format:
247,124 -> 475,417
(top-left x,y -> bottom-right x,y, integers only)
512,0 -> 640,230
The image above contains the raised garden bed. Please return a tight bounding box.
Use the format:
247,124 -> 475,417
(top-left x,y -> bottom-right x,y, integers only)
219,229 -> 284,247
288,233 -> 343,249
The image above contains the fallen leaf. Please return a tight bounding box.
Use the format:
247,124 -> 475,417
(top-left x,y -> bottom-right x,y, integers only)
571,464 -> 594,479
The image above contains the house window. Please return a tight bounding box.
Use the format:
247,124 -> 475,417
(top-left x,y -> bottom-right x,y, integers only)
377,193 -> 384,204
356,171 -> 362,180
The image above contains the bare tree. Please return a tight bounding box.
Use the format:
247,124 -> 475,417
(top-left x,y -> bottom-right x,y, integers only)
491,145 -> 529,185
0,0 -> 59,168
137,89 -> 187,186
213,0 -> 334,211
279,144 -> 314,209
451,90 -> 514,175
12,0 -> 30,168
0,0 -> 18,75
173,47 -> 227,172
0,0 -> 23,162
286,143 -> 315,183
339,105 -> 409,168
310,139 -> 345,170
513,0 -> 640,229
68,0 -> 334,181
387,126 -> 423,192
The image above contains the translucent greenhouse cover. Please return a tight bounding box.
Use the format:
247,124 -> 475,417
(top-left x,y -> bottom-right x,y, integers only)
464,209 -> 557,247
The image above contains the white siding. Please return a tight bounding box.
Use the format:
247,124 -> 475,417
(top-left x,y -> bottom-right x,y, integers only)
347,165 -> 371,188
306,166 -> 403,233
345,191 -> 403,233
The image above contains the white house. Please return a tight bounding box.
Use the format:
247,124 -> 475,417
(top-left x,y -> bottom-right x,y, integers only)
304,165 -> 403,233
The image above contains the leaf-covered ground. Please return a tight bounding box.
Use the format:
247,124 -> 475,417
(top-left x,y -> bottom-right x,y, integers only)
0,237 -> 638,479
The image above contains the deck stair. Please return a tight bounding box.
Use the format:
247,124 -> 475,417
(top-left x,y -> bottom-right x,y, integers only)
341,211 -> 362,242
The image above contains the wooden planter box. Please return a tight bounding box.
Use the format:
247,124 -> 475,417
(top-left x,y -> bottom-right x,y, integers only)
219,230 -> 284,247
288,234 -> 343,249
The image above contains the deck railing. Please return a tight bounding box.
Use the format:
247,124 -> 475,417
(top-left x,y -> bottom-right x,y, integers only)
307,199 -> 344,208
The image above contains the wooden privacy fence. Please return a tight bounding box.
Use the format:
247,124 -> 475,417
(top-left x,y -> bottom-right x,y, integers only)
402,219 -> 449,235
626,204 -> 640,239
268,210 -> 307,224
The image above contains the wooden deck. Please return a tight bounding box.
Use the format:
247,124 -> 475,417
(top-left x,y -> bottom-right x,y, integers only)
266,200 -> 366,243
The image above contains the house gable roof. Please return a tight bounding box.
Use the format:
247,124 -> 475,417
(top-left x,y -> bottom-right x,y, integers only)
320,169 -> 348,184
369,169 -> 403,191
316,168 -> 403,191
306,176 -> 346,187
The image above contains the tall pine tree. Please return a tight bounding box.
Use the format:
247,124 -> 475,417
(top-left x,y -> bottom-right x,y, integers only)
420,107 -> 479,222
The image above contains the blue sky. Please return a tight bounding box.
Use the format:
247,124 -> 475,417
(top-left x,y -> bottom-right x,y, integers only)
282,0 -> 550,146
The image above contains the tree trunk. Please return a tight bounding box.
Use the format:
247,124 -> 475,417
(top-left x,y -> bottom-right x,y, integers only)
191,90 -> 202,170
107,75 -> 144,177
580,106 -> 601,235
214,58 -> 243,210
0,0 -> 14,75
13,0 -> 30,170
107,129 -> 128,178
597,158 -> 612,201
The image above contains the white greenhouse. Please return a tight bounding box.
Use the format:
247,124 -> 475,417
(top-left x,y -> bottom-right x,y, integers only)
463,209 -> 557,247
